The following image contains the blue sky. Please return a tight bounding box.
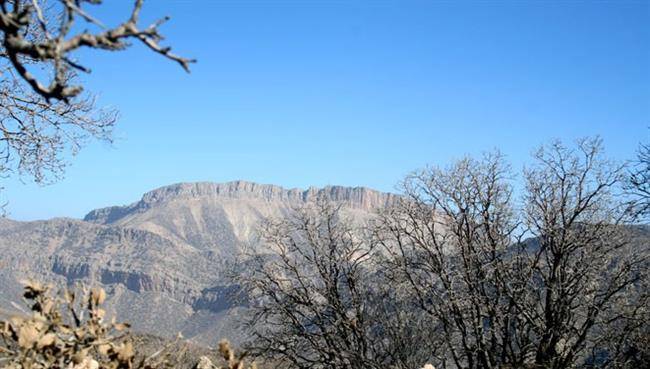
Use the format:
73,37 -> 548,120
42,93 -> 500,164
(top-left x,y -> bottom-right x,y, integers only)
4,0 -> 649,220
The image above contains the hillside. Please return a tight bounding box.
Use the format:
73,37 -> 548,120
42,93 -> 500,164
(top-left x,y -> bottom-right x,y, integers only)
0,181 -> 397,345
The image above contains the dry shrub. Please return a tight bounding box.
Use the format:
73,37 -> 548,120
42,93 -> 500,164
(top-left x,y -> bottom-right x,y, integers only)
0,280 -> 185,369
210,339 -> 257,369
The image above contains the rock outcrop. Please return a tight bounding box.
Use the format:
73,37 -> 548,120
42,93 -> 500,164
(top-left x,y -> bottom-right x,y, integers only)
85,180 -> 398,222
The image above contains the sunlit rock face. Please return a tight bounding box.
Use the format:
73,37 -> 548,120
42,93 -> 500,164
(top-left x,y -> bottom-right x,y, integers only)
0,181 -> 397,345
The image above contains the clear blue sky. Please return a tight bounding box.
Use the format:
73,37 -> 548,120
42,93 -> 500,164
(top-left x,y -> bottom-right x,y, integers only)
4,0 -> 649,220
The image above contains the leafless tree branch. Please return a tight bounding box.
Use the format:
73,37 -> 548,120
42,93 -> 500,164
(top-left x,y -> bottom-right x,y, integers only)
0,0 -> 195,102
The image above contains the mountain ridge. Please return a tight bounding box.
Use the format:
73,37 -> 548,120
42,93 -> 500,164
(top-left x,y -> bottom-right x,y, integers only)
84,180 -> 399,224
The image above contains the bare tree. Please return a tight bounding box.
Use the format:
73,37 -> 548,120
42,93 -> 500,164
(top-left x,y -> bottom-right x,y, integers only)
629,141 -> 650,218
0,0 -> 193,195
376,151 -> 525,369
376,138 -> 648,369
0,63 -> 115,187
519,138 -> 648,369
239,139 -> 647,369
239,200 -> 439,369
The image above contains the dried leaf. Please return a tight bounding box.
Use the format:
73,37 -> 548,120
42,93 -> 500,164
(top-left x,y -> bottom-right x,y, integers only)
37,333 -> 56,348
116,341 -> 134,363
97,343 -> 111,356
113,322 -> 130,331
90,288 -> 106,306
17,324 -> 40,348
94,308 -> 106,319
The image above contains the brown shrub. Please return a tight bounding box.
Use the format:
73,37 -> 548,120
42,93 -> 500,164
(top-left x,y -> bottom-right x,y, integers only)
0,280 -> 260,369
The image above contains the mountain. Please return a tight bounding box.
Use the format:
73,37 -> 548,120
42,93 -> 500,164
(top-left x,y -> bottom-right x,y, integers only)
0,181 -> 398,345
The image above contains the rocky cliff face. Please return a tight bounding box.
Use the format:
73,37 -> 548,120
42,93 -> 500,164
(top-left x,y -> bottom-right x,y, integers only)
85,181 -> 398,223
0,181 -> 397,345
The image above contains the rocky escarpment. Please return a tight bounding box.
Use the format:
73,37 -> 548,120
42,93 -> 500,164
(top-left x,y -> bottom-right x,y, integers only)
0,217 -> 223,303
84,180 -> 399,224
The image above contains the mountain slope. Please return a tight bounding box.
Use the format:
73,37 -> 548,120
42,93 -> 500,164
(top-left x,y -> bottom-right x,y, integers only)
0,181 -> 397,344
84,181 -> 398,253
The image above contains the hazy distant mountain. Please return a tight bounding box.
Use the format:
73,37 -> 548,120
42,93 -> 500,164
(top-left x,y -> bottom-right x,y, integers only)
0,181 -> 398,345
